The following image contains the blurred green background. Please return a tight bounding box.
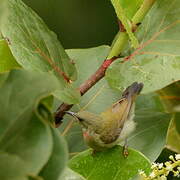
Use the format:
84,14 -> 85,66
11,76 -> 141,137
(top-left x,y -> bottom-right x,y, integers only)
23,0 -> 118,49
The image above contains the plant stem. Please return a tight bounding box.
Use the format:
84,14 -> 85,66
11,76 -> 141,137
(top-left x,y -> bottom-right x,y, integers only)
54,0 -> 157,127
107,32 -> 128,59
132,0 -> 156,24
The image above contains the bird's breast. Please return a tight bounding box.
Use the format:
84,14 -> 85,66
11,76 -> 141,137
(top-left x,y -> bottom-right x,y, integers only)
82,129 -> 118,151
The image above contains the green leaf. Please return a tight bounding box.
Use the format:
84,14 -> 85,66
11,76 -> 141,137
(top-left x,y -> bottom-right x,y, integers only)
0,0 -> 81,104
106,56 -> 180,94
53,86 -> 81,105
119,0 -> 144,19
129,110 -> 170,161
57,46 -> 170,162
0,69 -> 68,179
39,129 -> 68,180
0,152 -> 28,180
0,39 -> 20,72
37,96 -> 54,125
126,93 -> 171,162
158,81 -> 180,113
28,176 -> 44,180
59,168 -> 85,180
0,0 -> 77,82
166,113 -> 180,153
111,0 -> 139,48
0,73 -> 9,87
0,70 -> 57,136
69,146 -> 151,180
106,0 -> 180,93
0,112 -> 53,179
0,0 -> 6,25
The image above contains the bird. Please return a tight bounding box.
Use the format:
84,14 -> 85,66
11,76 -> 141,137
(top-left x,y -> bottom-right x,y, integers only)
65,82 -> 143,153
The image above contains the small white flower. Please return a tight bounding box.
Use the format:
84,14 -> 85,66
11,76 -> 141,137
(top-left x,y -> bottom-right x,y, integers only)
160,175 -> 167,180
166,164 -> 173,171
165,161 -> 172,167
174,170 -> 180,177
138,169 -> 146,177
169,155 -> 174,160
151,162 -> 157,169
149,172 -> 156,178
158,163 -> 163,169
175,154 -> 180,160
138,170 -> 144,175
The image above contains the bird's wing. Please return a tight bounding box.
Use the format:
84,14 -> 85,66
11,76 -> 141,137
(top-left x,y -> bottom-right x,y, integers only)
99,98 -> 133,143
99,82 -> 143,143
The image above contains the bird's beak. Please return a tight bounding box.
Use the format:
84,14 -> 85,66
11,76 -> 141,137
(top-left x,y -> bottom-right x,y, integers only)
65,111 -> 78,119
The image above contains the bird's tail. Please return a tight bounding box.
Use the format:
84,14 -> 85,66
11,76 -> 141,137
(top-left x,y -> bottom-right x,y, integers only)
122,82 -> 143,99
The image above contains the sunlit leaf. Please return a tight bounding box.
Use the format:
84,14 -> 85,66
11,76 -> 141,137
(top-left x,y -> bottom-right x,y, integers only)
69,146 -> 151,180
59,168 -> 85,180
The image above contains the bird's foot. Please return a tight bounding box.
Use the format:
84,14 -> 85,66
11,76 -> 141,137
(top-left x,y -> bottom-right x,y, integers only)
123,139 -> 129,157
91,149 -> 98,156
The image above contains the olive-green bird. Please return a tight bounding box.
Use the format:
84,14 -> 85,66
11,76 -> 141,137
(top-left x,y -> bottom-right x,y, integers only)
66,82 -> 143,151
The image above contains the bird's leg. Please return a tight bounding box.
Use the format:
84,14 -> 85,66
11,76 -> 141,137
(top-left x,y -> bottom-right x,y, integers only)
91,149 -> 98,156
123,139 -> 129,157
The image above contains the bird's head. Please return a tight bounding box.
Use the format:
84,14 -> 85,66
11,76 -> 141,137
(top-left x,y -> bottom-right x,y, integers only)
65,111 -> 102,129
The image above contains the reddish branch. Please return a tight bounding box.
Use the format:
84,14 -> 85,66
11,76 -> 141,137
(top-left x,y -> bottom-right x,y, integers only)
54,56 -> 119,127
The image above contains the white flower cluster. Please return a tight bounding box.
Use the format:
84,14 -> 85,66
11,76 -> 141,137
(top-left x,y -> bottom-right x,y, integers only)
139,154 -> 180,180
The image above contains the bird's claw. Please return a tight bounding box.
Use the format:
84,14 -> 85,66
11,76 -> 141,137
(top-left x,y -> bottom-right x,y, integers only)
123,139 -> 129,157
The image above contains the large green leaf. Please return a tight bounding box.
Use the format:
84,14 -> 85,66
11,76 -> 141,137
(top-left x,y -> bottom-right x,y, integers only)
0,0 -> 77,82
0,39 -> 20,73
0,152 -> 28,180
157,82 -> 180,153
126,94 -> 171,162
0,0 -> 80,104
128,109 -> 170,162
57,46 -> 171,162
28,176 -> 44,180
69,146 -> 151,180
0,69 -> 68,179
0,70 -> 57,136
166,113 -> 180,153
106,0 -> 180,93
39,129 -> 68,180
0,113 -> 53,176
0,73 -> 8,87
59,168 -> 85,180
